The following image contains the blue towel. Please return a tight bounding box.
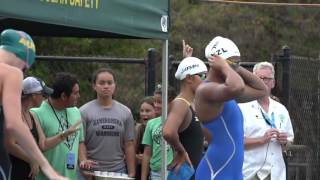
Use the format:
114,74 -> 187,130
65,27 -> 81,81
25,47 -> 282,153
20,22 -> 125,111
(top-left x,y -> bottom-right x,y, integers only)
167,162 -> 195,180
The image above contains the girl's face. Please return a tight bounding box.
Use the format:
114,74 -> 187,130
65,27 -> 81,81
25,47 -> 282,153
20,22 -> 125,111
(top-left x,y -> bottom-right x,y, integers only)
93,72 -> 116,98
153,93 -> 162,116
139,102 -> 156,125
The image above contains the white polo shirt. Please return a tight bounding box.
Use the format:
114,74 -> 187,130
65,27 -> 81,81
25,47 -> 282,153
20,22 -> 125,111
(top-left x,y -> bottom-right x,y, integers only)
239,98 -> 294,180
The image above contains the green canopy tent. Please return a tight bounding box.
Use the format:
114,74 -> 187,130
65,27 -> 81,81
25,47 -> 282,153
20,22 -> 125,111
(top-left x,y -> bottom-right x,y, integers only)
0,0 -> 170,178
0,0 -> 168,39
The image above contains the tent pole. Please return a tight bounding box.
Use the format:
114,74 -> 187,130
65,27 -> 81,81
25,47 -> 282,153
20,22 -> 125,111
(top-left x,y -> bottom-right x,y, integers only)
161,40 -> 168,180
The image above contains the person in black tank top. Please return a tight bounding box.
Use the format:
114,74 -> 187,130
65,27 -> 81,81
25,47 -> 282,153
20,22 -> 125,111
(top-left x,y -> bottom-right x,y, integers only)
9,114 -> 39,180
163,49 -> 208,180
179,106 -> 204,170
5,77 -> 53,180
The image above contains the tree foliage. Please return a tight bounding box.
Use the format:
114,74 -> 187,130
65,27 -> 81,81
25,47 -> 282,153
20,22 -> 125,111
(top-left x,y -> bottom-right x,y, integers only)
170,0 -> 320,61
28,0 -> 320,120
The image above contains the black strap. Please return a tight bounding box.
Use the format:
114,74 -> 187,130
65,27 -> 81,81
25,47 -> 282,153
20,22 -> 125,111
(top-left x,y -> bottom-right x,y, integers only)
48,100 -> 74,150
48,100 -> 69,132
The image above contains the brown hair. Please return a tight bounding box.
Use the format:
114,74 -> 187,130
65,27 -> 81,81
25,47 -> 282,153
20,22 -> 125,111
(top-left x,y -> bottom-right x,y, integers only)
91,68 -> 116,84
153,84 -> 177,101
140,96 -> 155,108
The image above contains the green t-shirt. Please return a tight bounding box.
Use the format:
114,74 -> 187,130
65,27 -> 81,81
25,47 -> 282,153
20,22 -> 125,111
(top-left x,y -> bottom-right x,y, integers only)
142,117 -> 173,171
31,101 -> 84,180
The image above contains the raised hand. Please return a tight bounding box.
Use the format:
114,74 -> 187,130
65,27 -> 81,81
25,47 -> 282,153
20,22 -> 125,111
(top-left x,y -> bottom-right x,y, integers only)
63,120 -> 82,138
182,40 -> 193,58
208,54 -> 229,69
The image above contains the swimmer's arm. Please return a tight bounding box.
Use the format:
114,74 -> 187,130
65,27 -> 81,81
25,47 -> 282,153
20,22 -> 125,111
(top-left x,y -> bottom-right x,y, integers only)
5,134 -> 31,163
2,70 -> 40,162
163,100 -> 188,153
235,67 -> 268,103
195,63 -> 244,121
199,59 -> 245,102
2,68 -> 57,177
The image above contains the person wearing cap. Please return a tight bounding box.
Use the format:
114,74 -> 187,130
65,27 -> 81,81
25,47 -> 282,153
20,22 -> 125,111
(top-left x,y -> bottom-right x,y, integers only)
163,41 -> 208,180
0,29 -> 66,180
5,76 -> 53,180
194,36 -> 268,180
238,62 -> 294,180
30,72 -> 84,180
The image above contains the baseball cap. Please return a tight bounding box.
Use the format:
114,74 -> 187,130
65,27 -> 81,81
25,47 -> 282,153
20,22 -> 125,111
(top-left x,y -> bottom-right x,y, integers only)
205,36 -> 240,60
0,29 -> 36,69
22,77 -> 53,96
175,57 -> 208,80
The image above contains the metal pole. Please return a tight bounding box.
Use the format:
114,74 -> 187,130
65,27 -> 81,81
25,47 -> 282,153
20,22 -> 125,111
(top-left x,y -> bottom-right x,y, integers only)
317,69 -> 320,178
281,46 -> 291,108
168,55 -> 175,88
161,40 -> 168,180
146,48 -> 157,96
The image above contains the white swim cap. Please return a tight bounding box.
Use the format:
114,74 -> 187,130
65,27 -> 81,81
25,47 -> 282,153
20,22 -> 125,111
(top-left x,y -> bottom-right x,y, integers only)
205,36 -> 240,60
175,57 -> 208,80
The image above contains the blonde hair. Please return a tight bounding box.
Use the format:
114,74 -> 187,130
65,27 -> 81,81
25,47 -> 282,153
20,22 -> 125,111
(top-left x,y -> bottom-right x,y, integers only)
253,61 -> 275,78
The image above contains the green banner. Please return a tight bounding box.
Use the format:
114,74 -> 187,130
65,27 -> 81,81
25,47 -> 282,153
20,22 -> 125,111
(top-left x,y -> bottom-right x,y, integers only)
0,0 -> 169,39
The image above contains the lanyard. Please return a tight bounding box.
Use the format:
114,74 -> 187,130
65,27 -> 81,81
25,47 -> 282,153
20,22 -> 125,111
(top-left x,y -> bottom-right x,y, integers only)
260,108 -> 276,128
48,100 -> 69,131
47,100 -> 76,151
48,100 -> 76,151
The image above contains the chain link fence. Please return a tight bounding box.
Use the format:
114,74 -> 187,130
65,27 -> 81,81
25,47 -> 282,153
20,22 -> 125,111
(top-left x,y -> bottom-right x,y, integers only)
274,51 -> 320,180
25,50 -> 158,121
